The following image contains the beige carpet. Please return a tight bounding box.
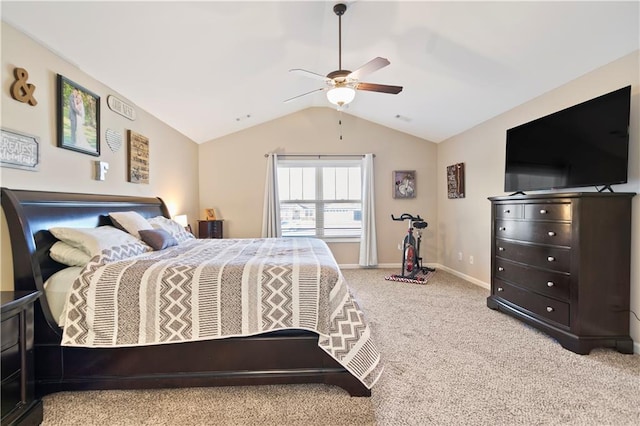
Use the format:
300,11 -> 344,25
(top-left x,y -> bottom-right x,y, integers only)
41,268 -> 640,425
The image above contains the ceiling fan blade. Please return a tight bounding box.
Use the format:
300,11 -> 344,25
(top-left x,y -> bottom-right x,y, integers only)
356,82 -> 403,94
348,57 -> 390,80
289,68 -> 331,82
284,87 -> 326,103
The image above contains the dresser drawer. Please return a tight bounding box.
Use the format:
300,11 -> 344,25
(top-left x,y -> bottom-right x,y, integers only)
1,316 -> 19,351
495,220 -> 571,246
524,203 -> 571,221
494,258 -> 569,301
496,240 -> 570,272
495,204 -> 523,219
1,371 -> 21,419
494,279 -> 570,327
198,220 -> 223,239
1,342 -> 20,380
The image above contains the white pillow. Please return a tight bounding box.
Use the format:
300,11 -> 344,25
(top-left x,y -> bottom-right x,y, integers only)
43,266 -> 83,326
49,225 -> 151,258
50,241 -> 92,267
147,216 -> 195,244
108,211 -> 153,239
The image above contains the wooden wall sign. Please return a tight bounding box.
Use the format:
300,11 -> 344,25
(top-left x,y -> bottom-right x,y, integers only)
107,95 -> 136,120
447,162 -> 465,199
127,130 -> 149,184
10,67 -> 37,106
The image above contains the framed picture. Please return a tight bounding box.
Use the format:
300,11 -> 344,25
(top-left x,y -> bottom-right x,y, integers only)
205,208 -> 217,220
128,130 -> 149,184
447,163 -> 465,199
57,74 -> 100,156
393,170 -> 416,199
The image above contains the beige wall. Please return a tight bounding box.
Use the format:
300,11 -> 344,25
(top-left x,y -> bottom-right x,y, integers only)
1,23 -> 200,290
436,51 -> 640,347
198,107 -> 438,266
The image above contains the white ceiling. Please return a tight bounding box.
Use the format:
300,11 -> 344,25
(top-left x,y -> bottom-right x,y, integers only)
2,1 -> 639,144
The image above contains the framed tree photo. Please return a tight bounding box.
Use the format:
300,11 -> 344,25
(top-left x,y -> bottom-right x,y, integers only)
57,75 -> 100,156
393,170 -> 416,199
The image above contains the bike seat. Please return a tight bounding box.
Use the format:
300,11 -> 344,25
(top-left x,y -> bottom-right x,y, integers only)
414,221 -> 428,229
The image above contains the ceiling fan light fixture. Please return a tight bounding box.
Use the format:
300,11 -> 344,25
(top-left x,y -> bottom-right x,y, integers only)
326,86 -> 355,107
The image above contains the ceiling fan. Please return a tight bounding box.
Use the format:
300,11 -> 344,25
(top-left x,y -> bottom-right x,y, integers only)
285,3 -> 403,108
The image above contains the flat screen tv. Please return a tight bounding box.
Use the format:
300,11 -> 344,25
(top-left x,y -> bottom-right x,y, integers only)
504,85 -> 631,193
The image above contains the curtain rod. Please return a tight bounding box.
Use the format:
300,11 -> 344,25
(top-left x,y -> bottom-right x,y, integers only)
264,153 -> 374,158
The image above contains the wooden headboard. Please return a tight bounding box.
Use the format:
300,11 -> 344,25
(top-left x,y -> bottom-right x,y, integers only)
1,187 -> 170,338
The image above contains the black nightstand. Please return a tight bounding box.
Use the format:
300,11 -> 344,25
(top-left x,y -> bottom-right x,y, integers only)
198,220 -> 223,239
1,291 -> 43,426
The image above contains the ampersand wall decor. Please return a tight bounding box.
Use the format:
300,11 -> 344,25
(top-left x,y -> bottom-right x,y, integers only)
10,67 -> 38,106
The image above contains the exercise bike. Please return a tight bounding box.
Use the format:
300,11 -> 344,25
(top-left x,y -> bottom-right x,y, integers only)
391,213 -> 435,279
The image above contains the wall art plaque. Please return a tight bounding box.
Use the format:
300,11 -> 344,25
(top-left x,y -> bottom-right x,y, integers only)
128,130 -> 149,184
0,128 -> 39,171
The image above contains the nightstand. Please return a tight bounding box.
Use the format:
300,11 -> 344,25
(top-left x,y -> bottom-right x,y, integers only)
198,220 -> 223,239
1,291 -> 43,426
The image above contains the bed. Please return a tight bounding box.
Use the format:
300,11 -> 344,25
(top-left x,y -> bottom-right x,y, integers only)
1,187 -> 381,397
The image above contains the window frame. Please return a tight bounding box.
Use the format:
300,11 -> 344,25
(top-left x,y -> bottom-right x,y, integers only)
277,158 -> 363,241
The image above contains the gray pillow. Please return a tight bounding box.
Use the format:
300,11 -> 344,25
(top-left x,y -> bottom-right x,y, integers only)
138,229 -> 178,251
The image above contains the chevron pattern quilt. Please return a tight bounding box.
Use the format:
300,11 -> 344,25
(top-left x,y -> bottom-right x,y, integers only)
61,237 -> 383,388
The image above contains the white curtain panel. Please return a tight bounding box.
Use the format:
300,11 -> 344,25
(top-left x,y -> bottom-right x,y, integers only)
261,153 -> 282,238
359,153 -> 378,266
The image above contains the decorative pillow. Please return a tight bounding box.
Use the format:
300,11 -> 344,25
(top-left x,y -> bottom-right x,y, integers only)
108,211 -> 153,239
147,216 -> 195,244
50,241 -> 92,267
138,229 -> 178,251
49,225 -> 152,258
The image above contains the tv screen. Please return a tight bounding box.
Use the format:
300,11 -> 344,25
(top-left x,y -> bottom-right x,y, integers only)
504,85 -> 631,193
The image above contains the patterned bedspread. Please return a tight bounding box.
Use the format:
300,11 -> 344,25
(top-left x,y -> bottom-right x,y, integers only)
61,237 -> 382,388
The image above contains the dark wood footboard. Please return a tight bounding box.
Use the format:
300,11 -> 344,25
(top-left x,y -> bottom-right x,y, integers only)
34,331 -> 370,397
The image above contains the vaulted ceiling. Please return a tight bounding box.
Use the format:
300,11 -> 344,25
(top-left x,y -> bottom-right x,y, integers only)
3,1 -> 638,143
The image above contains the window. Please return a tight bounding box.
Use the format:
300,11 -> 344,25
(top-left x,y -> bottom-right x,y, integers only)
277,159 -> 362,238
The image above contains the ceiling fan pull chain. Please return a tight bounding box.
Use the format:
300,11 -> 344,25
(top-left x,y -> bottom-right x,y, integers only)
339,110 -> 343,140
338,6 -> 342,70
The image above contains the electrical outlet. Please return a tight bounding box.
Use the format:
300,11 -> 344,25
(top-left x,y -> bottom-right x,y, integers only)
458,252 -> 463,261
469,255 -> 474,264
398,243 -> 403,251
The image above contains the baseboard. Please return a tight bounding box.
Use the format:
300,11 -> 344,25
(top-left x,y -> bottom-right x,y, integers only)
338,263 -> 400,270
634,341 -> 640,355
433,264 -> 490,290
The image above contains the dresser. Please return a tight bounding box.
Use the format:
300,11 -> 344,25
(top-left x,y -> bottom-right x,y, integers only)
198,220 -> 223,239
1,291 -> 43,426
487,192 -> 634,355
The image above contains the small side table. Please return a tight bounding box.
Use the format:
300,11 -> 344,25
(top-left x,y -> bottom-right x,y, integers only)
1,291 -> 43,426
198,220 -> 224,239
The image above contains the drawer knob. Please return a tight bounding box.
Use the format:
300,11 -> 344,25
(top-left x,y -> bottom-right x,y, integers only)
546,306 -> 554,312
547,281 -> 554,287
498,247 -> 505,251
497,287 -> 504,292
540,209 -> 548,214
498,267 -> 504,272
547,256 -> 555,262
503,209 -> 510,213
499,227 -> 506,231
548,231 -> 556,237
